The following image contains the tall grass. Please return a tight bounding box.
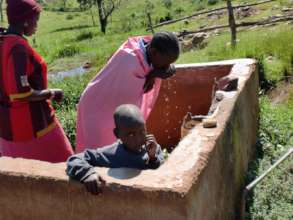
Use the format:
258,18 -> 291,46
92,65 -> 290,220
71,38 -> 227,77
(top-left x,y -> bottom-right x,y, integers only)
245,98 -> 293,220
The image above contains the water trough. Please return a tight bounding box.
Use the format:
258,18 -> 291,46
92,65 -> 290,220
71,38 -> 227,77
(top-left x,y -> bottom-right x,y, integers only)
0,58 -> 259,220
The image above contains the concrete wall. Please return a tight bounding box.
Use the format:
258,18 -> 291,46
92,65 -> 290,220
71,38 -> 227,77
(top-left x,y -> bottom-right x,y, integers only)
147,63 -> 232,149
0,59 -> 258,220
185,60 -> 259,219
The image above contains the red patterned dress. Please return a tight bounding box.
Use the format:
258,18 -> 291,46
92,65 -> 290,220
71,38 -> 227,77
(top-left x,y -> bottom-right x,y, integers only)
0,33 -> 73,162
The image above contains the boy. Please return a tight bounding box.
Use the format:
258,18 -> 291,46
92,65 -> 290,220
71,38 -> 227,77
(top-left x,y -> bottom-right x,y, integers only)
66,104 -> 164,194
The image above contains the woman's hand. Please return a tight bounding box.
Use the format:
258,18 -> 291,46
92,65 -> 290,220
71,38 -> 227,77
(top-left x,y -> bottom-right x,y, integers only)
143,64 -> 176,93
143,74 -> 156,93
152,64 -> 176,79
83,173 -> 106,195
13,89 -> 63,102
50,89 -> 64,102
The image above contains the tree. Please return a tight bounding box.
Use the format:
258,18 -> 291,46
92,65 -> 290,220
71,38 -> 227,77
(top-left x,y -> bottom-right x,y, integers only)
61,0 -> 68,10
226,0 -> 237,47
77,0 -> 94,11
95,0 -> 122,34
0,0 -> 4,23
77,0 -> 122,34
144,0 -> 154,33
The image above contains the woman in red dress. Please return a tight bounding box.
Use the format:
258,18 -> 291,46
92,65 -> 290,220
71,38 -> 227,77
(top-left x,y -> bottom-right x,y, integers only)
0,0 -> 73,162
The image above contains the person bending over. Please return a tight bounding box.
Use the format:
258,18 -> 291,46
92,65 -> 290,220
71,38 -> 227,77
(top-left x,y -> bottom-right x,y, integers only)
76,31 -> 180,152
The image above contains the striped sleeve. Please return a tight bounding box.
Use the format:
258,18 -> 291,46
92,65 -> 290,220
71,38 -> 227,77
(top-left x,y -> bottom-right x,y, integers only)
7,43 -> 32,101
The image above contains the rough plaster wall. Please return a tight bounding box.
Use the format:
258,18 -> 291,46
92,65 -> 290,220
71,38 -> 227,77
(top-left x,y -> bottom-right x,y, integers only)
186,64 -> 259,220
147,65 -> 232,149
0,172 -> 187,220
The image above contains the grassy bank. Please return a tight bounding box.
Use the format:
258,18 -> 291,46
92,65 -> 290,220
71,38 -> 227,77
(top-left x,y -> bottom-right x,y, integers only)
246,97 -> 293,220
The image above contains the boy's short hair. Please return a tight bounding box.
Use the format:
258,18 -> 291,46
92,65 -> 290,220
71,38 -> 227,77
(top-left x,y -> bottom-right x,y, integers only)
114,104 -> 145,128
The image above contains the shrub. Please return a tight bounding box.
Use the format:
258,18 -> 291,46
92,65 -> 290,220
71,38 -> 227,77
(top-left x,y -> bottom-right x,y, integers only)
51,75 -> 91,147
66,14 -> 74,20
159,12 -> 173,23
174,7 -> 185,15
208,0 -> 218,5
120,19 -> 133,32
56,108 -> 77,149
162,0 -> 173,9
58,7 -> 65,12
55,45 -> 80,58
76,31 -> 94,41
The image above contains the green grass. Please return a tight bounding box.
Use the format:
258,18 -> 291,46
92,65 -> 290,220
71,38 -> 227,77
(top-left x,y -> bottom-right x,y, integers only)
178,25 -> 293,83
1,0 -> 292,218
245,98 -> 293,220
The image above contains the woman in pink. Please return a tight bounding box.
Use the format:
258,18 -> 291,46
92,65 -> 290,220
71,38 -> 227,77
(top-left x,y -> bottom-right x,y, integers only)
0,0 -> 73,162
77,32 -> 180,152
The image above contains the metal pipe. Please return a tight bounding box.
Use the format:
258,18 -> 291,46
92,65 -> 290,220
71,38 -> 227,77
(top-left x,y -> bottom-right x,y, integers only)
240,148 -> 293,220
246,148 -> 292,191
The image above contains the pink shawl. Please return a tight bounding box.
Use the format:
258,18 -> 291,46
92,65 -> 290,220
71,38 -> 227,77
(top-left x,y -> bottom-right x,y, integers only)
76,36 -> 161,152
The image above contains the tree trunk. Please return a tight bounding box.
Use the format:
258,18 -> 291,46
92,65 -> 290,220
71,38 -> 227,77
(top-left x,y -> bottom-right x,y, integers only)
101,18 -> 107,34
227,0 -> 237,48
147,12 -> 154,34
96,0 -> 107,34
63,0 -> 67,10
0,0 -> 4,23
90,7 -> 96,26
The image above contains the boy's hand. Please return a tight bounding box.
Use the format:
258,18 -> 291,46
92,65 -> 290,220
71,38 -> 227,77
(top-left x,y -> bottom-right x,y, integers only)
83,173 -> 106,195
146,134 -> 158,161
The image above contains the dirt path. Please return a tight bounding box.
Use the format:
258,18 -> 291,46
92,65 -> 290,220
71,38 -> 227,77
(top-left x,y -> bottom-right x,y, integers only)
268,81 -> 293,104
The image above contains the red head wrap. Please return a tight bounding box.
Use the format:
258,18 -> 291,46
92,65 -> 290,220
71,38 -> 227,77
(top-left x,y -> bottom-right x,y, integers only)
6,0 -> 42,24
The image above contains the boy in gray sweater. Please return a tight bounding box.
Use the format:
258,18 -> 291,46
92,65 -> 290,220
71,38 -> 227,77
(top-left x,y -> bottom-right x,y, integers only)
66,104 -> 164,194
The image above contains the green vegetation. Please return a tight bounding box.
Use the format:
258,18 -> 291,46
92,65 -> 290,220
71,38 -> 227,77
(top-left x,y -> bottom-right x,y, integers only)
179,25 -> 293,83
1,0 -> 292,218
246,98 -> 293,220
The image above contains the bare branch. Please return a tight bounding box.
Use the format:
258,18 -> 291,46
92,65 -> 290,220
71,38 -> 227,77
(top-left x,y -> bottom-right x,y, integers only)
178,15 -> 293,37
105,0 -> 115,19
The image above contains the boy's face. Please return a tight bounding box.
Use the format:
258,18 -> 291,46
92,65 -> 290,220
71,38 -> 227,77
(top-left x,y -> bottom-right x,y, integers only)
115,122 -> 147,153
